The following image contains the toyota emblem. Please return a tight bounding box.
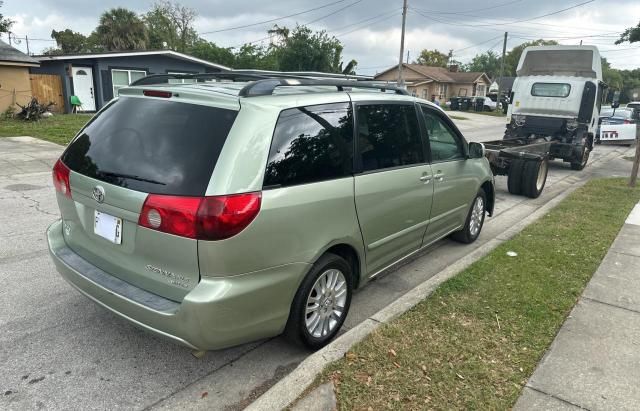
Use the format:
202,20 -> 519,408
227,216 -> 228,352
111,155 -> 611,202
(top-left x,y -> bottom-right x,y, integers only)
92,185 -> 105,203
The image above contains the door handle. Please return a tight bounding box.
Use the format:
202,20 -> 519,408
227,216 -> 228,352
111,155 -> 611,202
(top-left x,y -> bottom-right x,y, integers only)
419,174 -> 432,183
434,172 -> 445,181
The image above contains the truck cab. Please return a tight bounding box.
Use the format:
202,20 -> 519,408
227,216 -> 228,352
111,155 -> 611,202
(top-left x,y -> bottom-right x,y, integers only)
505,45 -> 603,170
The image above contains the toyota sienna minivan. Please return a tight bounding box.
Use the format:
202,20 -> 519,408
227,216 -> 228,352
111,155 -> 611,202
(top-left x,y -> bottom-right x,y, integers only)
47,75 -> 495,351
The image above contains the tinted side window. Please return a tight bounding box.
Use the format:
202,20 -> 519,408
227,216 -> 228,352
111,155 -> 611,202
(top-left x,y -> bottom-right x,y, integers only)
420,106 -> 465,162
357,104 -> 424,172
264,103 -> 353,188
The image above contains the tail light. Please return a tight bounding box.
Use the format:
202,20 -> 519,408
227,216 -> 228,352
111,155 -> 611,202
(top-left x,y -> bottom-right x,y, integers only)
138,192 -> 261,240
52,159 -> 71,198
624,120 -> 632,124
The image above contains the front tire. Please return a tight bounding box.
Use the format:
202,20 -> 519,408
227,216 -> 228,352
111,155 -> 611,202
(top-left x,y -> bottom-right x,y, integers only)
284,253 -> 353,350
570,147 -> 590,171
451,190 -> 487,244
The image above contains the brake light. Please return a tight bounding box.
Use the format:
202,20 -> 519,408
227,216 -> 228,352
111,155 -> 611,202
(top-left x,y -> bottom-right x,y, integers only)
143,90 -> 172,98
138,192 -> 261,240
52,159 -> 71,198
624,120 -> 632,124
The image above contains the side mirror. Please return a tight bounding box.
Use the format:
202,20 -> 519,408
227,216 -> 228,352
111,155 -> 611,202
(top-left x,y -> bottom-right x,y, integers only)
468,142 -> 485,159
612,90 -> 620,109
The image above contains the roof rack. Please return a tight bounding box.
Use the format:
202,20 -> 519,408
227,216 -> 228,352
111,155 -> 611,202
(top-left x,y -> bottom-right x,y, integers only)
129,72 -> 409,97
129,72 -> 270,86
238,78 -> 409,97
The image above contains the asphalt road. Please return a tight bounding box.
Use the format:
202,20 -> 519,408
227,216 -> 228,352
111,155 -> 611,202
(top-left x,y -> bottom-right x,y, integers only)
0,115 -> 632,411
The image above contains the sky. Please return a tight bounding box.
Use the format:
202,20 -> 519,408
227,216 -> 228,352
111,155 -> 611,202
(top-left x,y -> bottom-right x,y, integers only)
3,0 -> 640,75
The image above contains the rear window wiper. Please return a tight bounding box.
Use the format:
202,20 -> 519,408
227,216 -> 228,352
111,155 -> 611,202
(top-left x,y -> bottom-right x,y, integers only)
98,171 -> 166,185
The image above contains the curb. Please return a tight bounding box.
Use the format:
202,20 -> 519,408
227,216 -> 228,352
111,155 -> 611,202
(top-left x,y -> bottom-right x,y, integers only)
246,147 -> 630,411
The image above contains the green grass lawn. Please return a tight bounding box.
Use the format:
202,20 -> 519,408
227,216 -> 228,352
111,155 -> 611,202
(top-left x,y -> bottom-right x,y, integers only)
0,114 -> 92,145
317,178 -> 640,410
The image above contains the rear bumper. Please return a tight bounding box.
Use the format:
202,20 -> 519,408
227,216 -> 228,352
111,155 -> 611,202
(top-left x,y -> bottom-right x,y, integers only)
47,219 -> 309,350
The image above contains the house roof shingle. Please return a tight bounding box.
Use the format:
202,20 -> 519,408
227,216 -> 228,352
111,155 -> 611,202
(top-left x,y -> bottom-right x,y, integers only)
376,64 -> 488,84
0,39 -> 40,65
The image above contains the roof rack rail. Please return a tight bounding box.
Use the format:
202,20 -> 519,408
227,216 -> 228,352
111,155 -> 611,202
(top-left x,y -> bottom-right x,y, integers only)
238,78 -> 409,97
129,72 -> 270,87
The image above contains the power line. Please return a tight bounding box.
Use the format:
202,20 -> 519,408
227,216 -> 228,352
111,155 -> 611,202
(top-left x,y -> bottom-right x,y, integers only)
304,0 -> 364,25
410,0 -> 595,29
200,0 -> 348,35
452,35 -> 504,53
416,0 -> 526,15
230,7 -> 397,48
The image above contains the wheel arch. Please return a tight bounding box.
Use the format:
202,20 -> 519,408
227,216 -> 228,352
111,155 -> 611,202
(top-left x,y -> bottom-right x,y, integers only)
321,243 -> 363,290
481,180 -> 495,216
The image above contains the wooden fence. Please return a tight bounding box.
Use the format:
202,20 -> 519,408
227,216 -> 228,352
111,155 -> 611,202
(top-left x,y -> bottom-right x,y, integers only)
29,74 -> 64,113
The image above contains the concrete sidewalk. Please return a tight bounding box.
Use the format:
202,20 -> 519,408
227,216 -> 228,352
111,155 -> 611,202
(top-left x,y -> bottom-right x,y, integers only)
515,202 -> 640,410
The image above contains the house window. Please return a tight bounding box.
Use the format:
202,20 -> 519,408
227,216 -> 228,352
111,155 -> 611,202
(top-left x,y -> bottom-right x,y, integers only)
438,83 -> 447,98
422,89 -> 428,99
167,71 -> 197,84
476,84 -> 486,97
112,69 -> 147,97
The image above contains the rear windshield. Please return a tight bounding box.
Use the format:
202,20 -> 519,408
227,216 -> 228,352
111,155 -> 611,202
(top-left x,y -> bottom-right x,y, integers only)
62,97 -> 237,196
531,83 -> 571,98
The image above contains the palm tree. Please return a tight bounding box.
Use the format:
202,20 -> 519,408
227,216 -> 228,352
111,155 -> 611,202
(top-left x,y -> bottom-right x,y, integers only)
96,8 -> 148,51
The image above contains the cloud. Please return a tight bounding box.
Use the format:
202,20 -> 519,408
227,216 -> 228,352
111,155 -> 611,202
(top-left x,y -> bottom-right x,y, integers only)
3,0 -> 639,71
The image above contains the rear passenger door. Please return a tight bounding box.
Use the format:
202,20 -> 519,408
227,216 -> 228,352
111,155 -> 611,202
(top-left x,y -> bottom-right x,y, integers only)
419,104 -> 477,245
353,102 -> 434,276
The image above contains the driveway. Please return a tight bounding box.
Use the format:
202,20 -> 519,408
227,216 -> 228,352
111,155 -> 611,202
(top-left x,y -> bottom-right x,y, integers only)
0,117 -> 631,410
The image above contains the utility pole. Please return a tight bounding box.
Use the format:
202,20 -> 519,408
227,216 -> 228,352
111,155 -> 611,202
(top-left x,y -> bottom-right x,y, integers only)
406,50 -> 410,64
496,32 -> 508,110
8,32 -> 12,46
25,35 -> 30,55
397,0 -> 408,87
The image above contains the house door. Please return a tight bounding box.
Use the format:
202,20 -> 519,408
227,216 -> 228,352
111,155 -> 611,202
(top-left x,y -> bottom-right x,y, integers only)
72,67 -> 96,111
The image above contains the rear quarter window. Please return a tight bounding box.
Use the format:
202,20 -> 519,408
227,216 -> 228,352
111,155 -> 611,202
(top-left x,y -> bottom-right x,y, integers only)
531,83 -> 571,98
263,102 -> 354,188
62,97 -> 237,196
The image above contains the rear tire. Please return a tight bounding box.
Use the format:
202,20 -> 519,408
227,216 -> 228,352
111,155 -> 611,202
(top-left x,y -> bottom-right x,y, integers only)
451,190 -> 486,244
284,253 -> 353,350
507,159 -> 525,195
522,159 -> 548,198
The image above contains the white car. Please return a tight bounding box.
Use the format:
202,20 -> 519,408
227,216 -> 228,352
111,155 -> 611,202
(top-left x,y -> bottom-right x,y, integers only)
598,107 -> 637,144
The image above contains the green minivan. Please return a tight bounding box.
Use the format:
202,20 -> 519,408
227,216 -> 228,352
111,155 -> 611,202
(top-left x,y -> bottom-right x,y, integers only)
47,76 -> 495,351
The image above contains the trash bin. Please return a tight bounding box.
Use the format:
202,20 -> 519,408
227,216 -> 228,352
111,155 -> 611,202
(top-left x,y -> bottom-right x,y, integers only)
460,98 -> 470,111
475,97 -> 485,112
450,97 -> 459,110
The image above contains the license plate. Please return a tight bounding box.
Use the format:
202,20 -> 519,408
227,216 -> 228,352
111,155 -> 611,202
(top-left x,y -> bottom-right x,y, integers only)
94,210 -> 122,244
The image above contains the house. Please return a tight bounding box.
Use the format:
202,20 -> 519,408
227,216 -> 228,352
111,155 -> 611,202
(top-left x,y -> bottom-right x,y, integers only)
31,50 -> 231,113
0,39 -> 40,114
374,64 -> 491,101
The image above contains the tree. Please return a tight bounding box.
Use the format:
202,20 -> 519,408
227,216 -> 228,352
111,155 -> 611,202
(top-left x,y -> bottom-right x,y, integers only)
464,51 -> 501,78
235,43 -> 277,70
51,29 -> 88,53
271,25 -> 344,72
340,59 -> 358,75
413,49 -> 449,67
0,1 -> 13,35
504,39 -> 559,76
144,1 -> 197,52
189,38 -> 236,68
95,8 -> 147,51
616,20 -> 640,44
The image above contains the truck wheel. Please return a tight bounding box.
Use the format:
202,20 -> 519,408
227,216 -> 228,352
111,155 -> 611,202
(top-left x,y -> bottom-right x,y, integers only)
522,159 -> 548,198
507,159 -> 525,195
451,190 -> 486,244
570,148 -> 590,171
